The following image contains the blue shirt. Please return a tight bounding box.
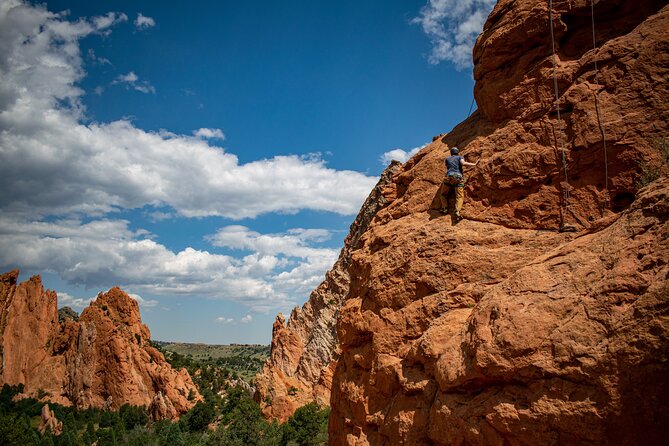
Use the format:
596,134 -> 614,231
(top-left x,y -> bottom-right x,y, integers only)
445,155 -> 464,176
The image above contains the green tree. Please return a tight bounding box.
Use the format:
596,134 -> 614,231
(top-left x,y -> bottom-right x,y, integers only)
184,401 -> 216,432
0,412 -> 38,446
40,430 -> 55,446
95,428 -> 118,446
119,404 -> 149,431
281,403 -> 329,446
215,397 -> 278,446
159,422 -> 185,446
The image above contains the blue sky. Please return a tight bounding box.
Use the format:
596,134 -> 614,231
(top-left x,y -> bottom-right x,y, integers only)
0,0 -> 495,344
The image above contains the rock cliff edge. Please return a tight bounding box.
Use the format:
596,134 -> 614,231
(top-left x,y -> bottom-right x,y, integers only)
260,0 -> 669,444
0,273 -> 200,419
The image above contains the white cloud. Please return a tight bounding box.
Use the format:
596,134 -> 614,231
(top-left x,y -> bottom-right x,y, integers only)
412,0 -> 496,69
0,1 -> 373,314
129,292 -> 159,308
87,48 -> 111,65
208,226 -> 335,259
209,226 -> 339,299
380,145 -> 425,165
194,128 -> 225,140
92,12 -> 127,31
134,13 -> 155,30
57,290 -> 156,310
0,217 -> 335,312
147,211 -> 175,222
0,1 -> 377,221
216,314 -> 253,325
58,292 -> 92,310
113,71 -> 156,94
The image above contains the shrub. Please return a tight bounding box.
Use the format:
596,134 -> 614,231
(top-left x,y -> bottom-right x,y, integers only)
119,404 -> 149,431
281,403 -> 329,446
183,401 -> 215,432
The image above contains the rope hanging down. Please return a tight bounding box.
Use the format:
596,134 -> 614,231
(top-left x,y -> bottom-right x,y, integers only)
467,96 -> 476,118
549,0 -> 571,219
590,0 -> 610,197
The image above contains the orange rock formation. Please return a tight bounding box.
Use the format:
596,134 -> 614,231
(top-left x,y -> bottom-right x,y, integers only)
255,163 -> 402,422
327,0 -> 669,444
38,404 -> 63,436
0,272 -> 200,419
260,0 -> 669,443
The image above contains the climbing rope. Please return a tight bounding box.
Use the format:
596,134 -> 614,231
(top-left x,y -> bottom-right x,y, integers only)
590,0 -> 610,199
467,96 -> 476,118
548,0 -> 571,224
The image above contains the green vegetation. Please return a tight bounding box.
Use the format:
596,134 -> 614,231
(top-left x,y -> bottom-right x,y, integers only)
0,383 -> 329,445
0,341 -> 325,445
638,137 -> 669,187
153,341 -> 270,382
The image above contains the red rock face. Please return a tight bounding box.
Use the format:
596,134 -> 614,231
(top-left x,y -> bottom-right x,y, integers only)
328,0 -> 669,444
0,273 -> 200,419
255,163 -> 402,422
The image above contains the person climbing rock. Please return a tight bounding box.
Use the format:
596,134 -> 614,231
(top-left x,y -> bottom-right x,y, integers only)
439,147 -> 479,222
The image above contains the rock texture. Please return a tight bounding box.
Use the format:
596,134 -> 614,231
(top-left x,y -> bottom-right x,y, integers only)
328,0 -> 669,444
0,272 -> 200,419
255,163 -> 403,422
38,404 -> 63,436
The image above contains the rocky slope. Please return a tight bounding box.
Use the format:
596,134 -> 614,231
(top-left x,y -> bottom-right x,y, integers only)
257,0 -> 669,442
0,272 -> 200,419
327,0 -> 669,444
255,163 -> 402,422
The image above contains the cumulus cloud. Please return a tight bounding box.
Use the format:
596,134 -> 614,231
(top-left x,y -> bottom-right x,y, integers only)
113,71 -> 156,94
0,217 -> 325,312
241,314 -> 253,323
193,128 -> 225,140
208,225 -> 339,300
380,145 -> 426,165
216,316 -> 235,324
134,13 -> 155,30
57,290 -> 156,310
0,1 -> 374,313
129,292 -> 159,308
208,226 -> 335,259
412,0 -> 496,69
58,292 -> 92,310
0,1 -> 376,221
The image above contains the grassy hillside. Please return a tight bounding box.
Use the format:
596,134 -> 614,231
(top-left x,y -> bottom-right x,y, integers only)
153,342 -> 270,383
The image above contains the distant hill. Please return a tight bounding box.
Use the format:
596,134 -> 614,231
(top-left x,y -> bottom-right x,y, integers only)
154,341 -> 270,382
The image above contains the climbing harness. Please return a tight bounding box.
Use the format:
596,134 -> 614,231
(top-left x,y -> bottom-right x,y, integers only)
548,0 -> 572,230
590,0 -> 610,199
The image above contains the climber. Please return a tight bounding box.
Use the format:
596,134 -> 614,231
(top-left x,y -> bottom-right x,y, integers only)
439,147 -> 479,222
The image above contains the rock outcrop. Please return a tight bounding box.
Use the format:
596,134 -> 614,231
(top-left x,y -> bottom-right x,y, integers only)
327,0 -> 669,444
38,404 -> 63,436
255,163 -> 403,422
0,272 -> 200,419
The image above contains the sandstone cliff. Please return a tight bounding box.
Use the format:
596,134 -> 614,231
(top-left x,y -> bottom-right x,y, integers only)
255,163 -> 402,422
0,272 -> 200,419
258,1 -> 669,436
327,0 -> 669,444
